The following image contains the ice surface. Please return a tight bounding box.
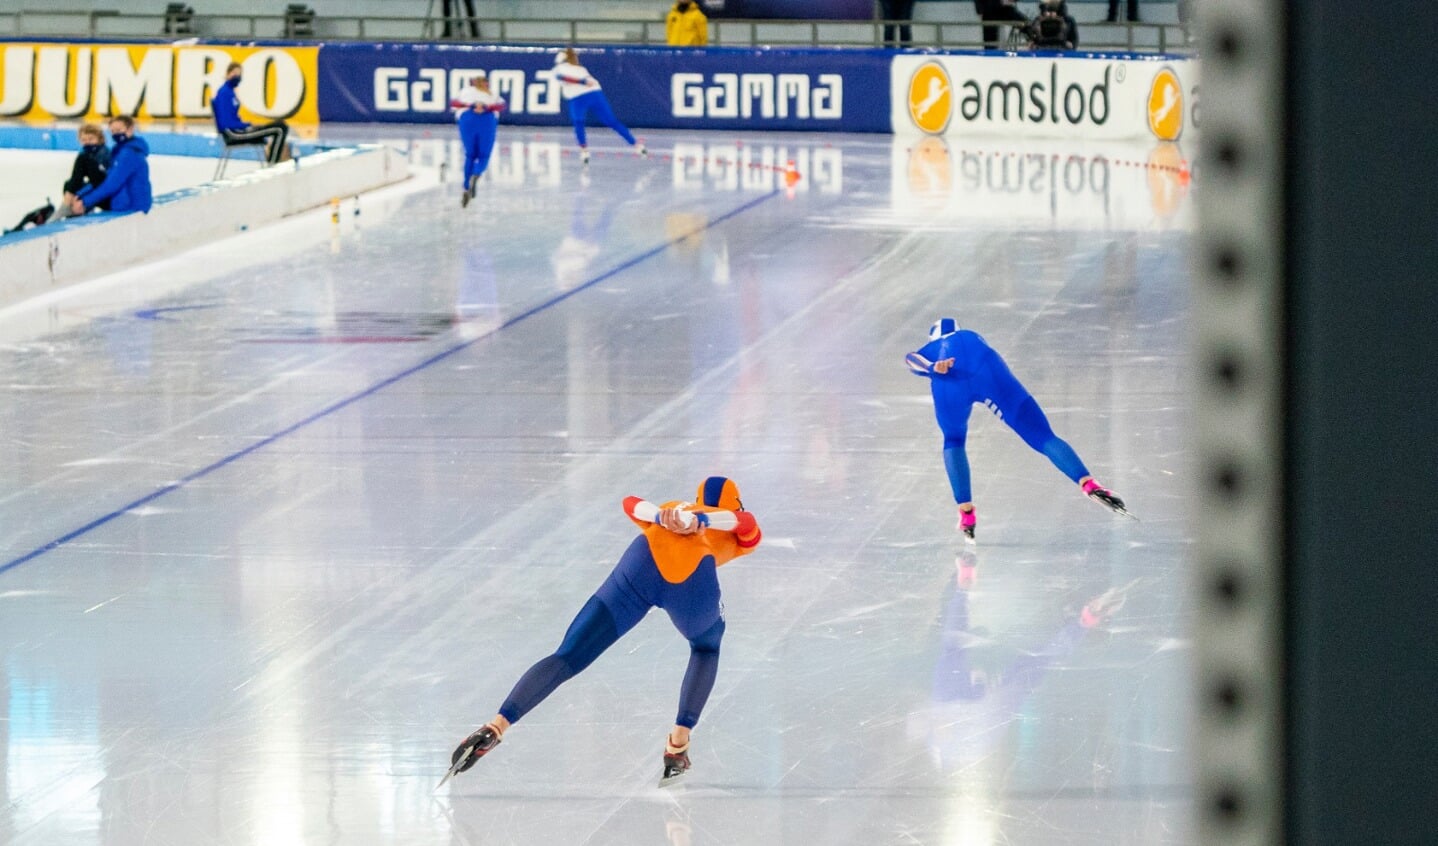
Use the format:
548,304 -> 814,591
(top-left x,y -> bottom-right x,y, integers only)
0,127 -> 1195,845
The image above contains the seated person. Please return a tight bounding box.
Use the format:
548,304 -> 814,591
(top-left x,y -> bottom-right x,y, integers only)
53,123 -> 111,220
70,115 -> 151,216
1030,0 -> 1078,49
211,61 -> 291,165
3,123 -> 111,232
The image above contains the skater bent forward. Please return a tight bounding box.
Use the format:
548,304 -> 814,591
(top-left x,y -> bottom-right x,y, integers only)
907,318 -> 1127,541
447,476 -> 761,786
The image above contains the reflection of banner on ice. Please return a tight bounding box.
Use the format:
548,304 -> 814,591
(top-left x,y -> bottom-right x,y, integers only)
0,42 -> 319,124
890,137 -> 1195,230
891,54 -> 1199,143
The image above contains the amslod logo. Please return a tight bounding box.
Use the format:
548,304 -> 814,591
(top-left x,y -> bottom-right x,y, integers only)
1147,66 -> 1184,141
907,61 -> 953,134
907,60 -> 1114,132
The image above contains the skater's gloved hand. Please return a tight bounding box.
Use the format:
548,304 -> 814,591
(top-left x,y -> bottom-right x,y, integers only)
658,505 -> 702,535
932,357 -> 955,375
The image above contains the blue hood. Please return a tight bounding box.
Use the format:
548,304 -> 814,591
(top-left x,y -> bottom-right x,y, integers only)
79,134 -> 152,214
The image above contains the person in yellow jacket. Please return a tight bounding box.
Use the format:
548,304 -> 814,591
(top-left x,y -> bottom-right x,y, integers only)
666,0 -> 709,46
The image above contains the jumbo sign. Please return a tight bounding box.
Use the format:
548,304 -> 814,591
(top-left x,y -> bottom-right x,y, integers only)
0,43 -> 319,123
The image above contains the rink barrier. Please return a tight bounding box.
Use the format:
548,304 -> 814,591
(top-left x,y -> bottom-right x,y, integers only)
316,42 -> 890,132
3,38 -> 1195,139
0,131 -> 408,303
0,123 -> 324,159
890,53 -> 1199,141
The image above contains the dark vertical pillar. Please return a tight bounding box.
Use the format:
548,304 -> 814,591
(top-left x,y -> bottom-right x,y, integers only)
1285,2 -> 1438,844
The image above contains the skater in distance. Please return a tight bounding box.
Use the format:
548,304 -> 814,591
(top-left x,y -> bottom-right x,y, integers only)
907,318 -> 1128,541
445,477 -> 762,788
552,48 -> 647,165
449,71 -> 506,208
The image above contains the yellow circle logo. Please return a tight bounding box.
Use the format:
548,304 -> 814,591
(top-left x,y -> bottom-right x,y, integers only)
908,61 -> 953,135
1148,67 -> 1184,141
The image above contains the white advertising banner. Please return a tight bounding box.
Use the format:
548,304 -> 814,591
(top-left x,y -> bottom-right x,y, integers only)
891,53 -> 1199,143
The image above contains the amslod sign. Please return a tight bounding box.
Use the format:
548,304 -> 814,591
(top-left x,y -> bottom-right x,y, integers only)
891,53 -> 1199,142
0,43 -> 319,122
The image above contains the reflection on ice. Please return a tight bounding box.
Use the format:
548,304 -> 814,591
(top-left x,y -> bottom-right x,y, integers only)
0,126 -> 1193,845
891,136 -> 1194,230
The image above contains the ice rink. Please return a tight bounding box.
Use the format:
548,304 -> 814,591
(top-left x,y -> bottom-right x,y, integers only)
0,125 -> 1195,845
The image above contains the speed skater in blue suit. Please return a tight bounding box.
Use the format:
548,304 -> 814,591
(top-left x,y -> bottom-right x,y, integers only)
907,318 -> 1128,542
450,71 -> 506,207
446,477 -> 761,788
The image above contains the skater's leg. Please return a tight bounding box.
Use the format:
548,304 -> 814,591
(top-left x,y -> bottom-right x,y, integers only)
674,616 -> 725,728
496,595 -> 637,724
458,114 -> 483,195
1004,396 -> 1091,484
569,98 -> 590,148
496,539 -> 655,724
588,94 -> 637,145
653,555 -> 725,731
472,119 -> 497,180
942,429 -> 973,504
943,432 -> 978,539
657,556 -> 722,784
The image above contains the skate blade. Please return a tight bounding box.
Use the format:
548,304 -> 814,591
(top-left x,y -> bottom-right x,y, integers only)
658,773 -> 687,788
434,744 -> 475,792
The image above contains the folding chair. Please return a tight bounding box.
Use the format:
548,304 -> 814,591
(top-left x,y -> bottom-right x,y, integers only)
214,135 -> 269,180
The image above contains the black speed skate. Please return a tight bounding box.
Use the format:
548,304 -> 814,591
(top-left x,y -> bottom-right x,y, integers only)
437,724 -> 502,790
1083,480 -> 1133,519
659,749 -> 691,788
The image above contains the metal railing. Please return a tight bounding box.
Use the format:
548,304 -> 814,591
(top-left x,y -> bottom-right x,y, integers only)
0,9 -> 1190,53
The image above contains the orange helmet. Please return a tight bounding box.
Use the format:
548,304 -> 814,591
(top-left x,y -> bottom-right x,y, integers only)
697,476 -> 742,511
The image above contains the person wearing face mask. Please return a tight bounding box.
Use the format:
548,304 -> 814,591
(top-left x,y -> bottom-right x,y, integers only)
51,123 -> 111,221
211,61 -> 291,165
69,115 -> 151,216
665,0 -> 708,46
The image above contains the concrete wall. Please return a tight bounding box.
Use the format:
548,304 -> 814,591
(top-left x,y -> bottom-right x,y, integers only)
0,141 -> 408,304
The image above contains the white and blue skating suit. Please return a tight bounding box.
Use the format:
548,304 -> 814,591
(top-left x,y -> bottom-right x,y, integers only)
552,57 -> 638,148
453,84 -> 505,188
907,325 -> 1090,504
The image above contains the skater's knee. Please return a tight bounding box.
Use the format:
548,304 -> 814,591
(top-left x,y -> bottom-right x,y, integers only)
689,617 -> 725,654
943,432 -> 967,450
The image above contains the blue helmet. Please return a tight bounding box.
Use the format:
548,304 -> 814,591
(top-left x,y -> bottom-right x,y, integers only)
929,318 -> 959,340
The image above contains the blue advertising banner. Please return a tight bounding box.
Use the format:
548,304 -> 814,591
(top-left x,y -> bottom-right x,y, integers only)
317,43 -> 891,133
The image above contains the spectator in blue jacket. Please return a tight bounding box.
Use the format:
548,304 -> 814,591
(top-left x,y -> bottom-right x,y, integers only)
70,115 -> 151,216
211,61 -> 291,165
